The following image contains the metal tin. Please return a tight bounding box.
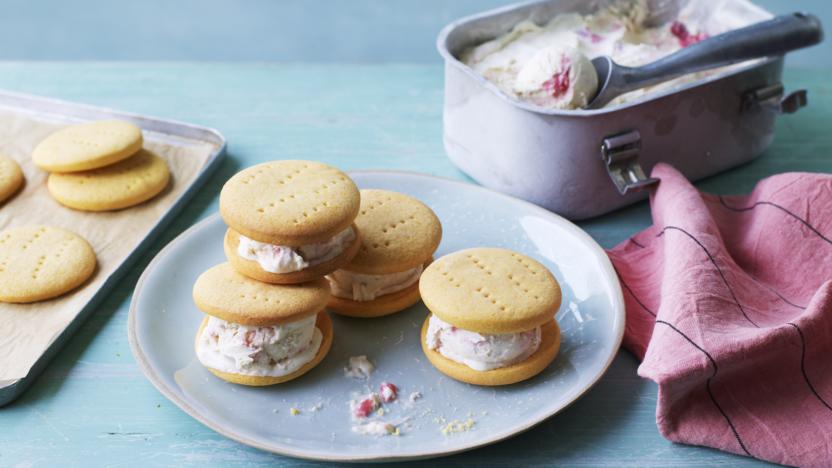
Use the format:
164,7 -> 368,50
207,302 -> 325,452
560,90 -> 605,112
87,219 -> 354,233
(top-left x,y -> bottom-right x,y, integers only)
0,90 -> 227,406
437,0 -> 805,219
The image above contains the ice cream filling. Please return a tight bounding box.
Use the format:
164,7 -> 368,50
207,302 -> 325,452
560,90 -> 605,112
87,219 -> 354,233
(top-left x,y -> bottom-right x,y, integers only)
425,315 -> 541,371
462,0 -> 769,109
237,226 -> 356,274
326,265 -> 423,301
196,315 -> 322,377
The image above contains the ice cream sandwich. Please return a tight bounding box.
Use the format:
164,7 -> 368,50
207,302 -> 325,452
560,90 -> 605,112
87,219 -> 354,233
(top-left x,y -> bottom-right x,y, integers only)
326,189 -> 441,318
193,262 -> 333,386
220,160 -> 362,284
419,248 -> 562,386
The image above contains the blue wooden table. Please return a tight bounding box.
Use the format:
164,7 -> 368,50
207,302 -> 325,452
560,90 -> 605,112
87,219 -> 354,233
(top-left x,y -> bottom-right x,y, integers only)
0,62 -> 827,466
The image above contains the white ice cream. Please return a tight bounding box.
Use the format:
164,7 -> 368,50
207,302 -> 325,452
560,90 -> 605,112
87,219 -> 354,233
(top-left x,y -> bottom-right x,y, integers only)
514,44 -> 598,109
425,315 -> 541,371
196,315 -> 321,377
237,226 -> 356,274
344,355 -> 375,379
462,0 -> 770,109
326,265 -> 423,301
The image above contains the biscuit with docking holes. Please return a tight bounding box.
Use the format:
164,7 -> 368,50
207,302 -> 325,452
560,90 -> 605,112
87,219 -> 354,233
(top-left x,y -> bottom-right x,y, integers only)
192,262 -> 331,326
0,225 -> 96,303
33,120 -> 143,173
219,160 -> 360,246
47,149 -> 170,211
325,189 -> 441,317
419,248 -> 561,334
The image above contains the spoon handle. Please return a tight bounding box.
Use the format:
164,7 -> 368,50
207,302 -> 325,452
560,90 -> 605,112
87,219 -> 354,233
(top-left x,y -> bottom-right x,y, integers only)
624,13 -> 823,91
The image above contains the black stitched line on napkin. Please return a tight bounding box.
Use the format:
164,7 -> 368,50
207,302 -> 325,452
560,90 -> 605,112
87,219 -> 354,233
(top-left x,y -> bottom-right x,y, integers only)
786,323 -> 832,413
616,274 -> 751,455
657,226 -> 760,328
614,267 -> 656,318
718,196 -> 832,246
629,238 -> 646,249
655,319 -> 752,457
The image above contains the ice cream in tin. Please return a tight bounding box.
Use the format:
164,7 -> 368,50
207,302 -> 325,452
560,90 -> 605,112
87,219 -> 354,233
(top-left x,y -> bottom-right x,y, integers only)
462,0 -> 770,109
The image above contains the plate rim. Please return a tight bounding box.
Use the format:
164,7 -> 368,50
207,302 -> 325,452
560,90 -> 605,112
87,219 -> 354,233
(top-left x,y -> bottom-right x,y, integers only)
127,169 -> 625,462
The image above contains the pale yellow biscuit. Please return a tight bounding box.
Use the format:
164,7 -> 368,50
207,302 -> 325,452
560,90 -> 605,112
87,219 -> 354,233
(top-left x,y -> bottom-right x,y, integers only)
342,189 -> 441,275
327,281 -> 422,318
33,120 -> 143,172
219,160 -> 360,245
195,312 -> 333,386
47,149 -> 170,211
0,225 -> 96,303
0,154 -> 24,204
223,227 -> 361,285
419,248 -> 561,334
192,262 -> 330,326
421,316 -> 561,386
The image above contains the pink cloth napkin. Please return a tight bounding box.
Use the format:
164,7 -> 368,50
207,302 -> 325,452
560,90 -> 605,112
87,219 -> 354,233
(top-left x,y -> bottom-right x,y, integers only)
607,163 -> 832,467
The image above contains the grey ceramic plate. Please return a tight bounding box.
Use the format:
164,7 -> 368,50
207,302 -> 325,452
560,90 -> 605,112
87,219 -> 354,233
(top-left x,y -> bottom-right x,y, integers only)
128,170 -> 625,462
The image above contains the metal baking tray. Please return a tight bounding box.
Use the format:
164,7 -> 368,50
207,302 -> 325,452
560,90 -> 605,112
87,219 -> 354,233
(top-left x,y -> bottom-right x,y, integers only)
438,0 -> 809,219
0,90 -> 226,406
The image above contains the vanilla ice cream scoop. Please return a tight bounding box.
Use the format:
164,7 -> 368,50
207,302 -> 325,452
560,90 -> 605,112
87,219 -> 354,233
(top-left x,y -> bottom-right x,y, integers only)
237,227 -> 356,274
327,265 -> 423,302
513,44 -> 598,109
196,315 -> 322,377
425,315 -> 542,371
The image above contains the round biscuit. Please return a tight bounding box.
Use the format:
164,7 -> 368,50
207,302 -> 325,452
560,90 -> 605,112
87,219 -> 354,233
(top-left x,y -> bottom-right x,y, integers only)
47,149 -> 170,211
219,160 -> 360,245
419,248 -> 561,334
421,316 -> 561,386
224,227 -> 361,284
0,225 -> 96,303
0,154 -> 24,204
32,120 -> 143,172
195,311 -> 333,386
192,262 -> 330,326
342,189 -> 441,275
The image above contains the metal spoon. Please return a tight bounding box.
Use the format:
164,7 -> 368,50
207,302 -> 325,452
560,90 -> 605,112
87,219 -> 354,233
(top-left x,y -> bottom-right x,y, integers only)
586,12 -> 824,109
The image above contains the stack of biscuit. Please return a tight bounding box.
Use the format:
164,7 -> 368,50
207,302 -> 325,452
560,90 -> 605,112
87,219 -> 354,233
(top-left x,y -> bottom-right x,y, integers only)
1,119 -> 176,304
192,160 -> 364,386
33,119 -> 170,211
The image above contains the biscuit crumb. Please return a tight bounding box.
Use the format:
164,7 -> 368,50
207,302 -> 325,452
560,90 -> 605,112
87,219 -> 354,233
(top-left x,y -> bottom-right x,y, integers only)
440,418 -> 475,435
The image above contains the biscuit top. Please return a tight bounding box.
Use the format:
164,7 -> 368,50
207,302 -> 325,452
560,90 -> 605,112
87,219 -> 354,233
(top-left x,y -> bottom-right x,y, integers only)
193,263 -> 330,326
419,248 -> 561,334
47,149 -> 170,210
32,120 -> 143,173
0,225 -> 96,303
0,154 -> 22,186
219,160 -> 360,245
343,189 -> 442,274
0,154 -> 23,200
